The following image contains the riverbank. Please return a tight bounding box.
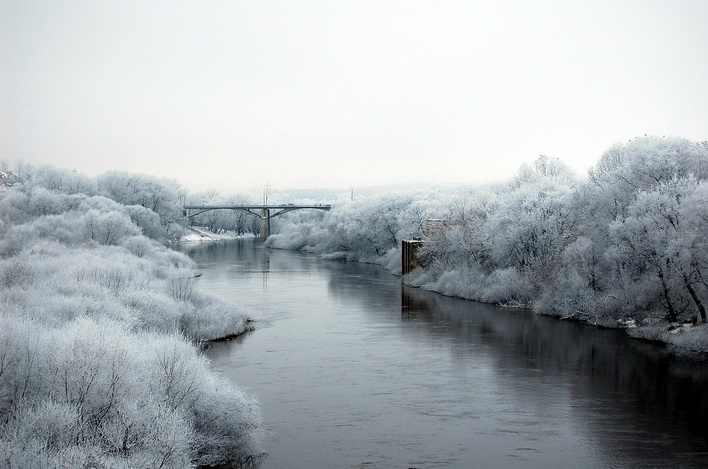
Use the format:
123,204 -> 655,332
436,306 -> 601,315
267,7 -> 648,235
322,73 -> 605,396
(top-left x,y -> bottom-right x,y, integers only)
403,274 -> 708,362
274,225 -> 708,362
626,321 -> 708,361
180,228 -> 258,243
179,226 -> 258,243
262,137 -> 708,363
0,183 -> 262,467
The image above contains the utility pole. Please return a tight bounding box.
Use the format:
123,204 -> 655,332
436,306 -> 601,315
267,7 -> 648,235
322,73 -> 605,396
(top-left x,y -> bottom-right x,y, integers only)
261,183 -> 271,240
263,183 -> 270,205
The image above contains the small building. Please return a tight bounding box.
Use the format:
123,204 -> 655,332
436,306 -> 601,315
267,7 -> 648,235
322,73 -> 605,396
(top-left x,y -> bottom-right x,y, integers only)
425,218 -> 456,238
0,171 -> 14,188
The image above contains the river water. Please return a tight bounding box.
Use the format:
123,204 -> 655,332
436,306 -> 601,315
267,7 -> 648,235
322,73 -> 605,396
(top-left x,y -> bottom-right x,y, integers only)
180,239 -> 708,469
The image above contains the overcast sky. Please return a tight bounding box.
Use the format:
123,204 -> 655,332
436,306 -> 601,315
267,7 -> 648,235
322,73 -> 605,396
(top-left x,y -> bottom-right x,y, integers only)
2,0 -> 707,193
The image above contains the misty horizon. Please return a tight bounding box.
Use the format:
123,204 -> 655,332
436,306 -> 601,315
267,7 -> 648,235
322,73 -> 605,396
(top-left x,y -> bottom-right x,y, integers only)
3,1 -> 707,193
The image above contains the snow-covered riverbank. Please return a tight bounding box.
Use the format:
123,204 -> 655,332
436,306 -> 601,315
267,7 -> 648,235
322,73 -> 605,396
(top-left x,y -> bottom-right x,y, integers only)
179,226 -> 257,244
0,177 -> 262,467
265,137 -> 708,361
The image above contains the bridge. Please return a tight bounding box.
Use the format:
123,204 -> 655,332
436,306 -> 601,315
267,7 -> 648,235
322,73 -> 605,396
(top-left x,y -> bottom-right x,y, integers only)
183,204 -> 332,240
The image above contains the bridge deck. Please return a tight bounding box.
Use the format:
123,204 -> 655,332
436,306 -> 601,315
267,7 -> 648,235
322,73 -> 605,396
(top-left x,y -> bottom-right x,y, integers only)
183,204 -> 331,210
183,204 -> 332,239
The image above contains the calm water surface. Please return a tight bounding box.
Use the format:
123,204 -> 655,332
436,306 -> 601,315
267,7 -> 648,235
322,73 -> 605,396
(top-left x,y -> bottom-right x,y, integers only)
180,240 -> 708,469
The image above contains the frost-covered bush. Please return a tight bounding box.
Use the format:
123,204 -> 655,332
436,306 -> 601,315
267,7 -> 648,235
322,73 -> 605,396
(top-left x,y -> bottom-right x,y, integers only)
0,175 -> 262,466
407,264 -> 533,307
266,223 -> 311,251
481,267 -> 535,306
0,240 -> 252,342
0,317 -> 261,468
0,186 -> 89,236
0,193 -> 159,255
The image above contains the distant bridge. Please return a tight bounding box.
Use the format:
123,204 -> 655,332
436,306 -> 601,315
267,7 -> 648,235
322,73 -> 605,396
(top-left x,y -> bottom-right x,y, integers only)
183,204 -> 332,240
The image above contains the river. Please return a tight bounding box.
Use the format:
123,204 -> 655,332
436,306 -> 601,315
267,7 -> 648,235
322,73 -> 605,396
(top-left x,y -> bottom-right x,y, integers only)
179,239 -> 708,469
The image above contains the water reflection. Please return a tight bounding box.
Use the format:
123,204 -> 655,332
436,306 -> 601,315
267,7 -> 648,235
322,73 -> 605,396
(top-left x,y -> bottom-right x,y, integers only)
260,247 -> 269,289
400,285 -> 708,466
182,240 -> 708,468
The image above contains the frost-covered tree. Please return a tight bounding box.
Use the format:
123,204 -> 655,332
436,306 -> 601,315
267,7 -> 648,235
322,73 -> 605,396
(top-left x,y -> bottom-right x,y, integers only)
486,160 -> 577,287
15,164 -> 98,196
538,137 -> 708,324
97,171 -> 184,226
186,192 -> 259,235
408,157 -> 577,306
260,137 -> 708,352
608,177 -> 707,323
418,187 -> 495,272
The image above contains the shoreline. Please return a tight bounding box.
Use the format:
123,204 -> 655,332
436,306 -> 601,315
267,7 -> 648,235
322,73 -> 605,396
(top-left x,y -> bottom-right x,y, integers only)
181,229 -> 708,362
200,319 -> 257,349
403,278 -> 708,362
178,226 -> 258,243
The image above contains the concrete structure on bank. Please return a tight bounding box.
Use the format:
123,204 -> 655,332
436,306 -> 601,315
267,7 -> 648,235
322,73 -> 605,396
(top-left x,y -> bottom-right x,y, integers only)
401,238 -> 424,275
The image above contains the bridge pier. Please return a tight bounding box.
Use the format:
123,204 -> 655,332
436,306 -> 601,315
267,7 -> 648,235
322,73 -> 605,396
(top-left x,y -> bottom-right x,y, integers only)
260,209 -> 271,240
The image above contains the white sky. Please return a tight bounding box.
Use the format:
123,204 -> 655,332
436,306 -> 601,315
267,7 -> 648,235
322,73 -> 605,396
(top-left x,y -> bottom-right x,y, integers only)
1,0 -> 707,193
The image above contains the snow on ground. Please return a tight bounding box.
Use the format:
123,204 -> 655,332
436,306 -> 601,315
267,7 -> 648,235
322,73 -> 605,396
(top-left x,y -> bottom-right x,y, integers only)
180,226 -> 256,242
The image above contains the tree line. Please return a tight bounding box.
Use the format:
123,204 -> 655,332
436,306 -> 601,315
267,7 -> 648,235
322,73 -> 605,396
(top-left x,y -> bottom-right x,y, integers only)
267,137 -> 708,357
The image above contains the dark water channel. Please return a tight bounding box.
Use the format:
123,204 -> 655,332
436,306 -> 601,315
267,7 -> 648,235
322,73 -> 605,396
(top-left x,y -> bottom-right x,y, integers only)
180,239 -> 708,469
